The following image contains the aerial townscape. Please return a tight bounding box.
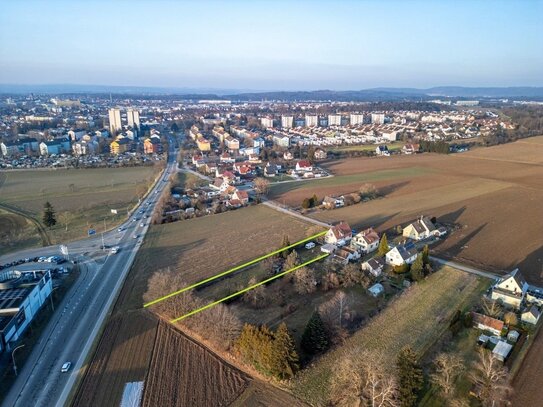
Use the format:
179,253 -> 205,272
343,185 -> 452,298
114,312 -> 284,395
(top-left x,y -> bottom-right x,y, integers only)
0,1 -> 542,407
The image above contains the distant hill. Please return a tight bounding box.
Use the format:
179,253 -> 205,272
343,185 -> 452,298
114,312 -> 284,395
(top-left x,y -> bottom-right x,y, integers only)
1,83 -> 542,101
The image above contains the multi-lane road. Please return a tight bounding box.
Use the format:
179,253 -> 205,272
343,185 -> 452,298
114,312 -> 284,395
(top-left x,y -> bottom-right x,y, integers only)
1,141 -> 178,407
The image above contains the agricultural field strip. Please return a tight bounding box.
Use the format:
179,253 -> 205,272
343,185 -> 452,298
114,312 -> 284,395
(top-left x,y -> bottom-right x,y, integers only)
170,253 -> 330,323
144,230 -> 327,307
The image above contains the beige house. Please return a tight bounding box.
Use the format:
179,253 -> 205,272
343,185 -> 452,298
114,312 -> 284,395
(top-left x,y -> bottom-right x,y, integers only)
324,222 -> 352,247
352,228 -> 380,253
490,268 -> 527,309
521,306 -> 541,325
402,217 -> 436,241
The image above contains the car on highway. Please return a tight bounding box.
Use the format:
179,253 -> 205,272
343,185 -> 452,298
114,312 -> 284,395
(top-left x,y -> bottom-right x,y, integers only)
38,256 -> 47,262
118,227 -> 125,232
60,362 -> 71,373
133,234 -> 139,239
110,246 -> 120,254
140,223 -> 145,227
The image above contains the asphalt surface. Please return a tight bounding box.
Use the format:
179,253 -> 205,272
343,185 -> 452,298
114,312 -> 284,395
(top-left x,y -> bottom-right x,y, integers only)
1,141 -> 178,407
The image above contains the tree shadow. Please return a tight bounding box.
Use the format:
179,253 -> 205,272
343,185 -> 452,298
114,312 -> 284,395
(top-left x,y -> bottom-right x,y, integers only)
433,223 -> 487,260
513,245 -> 543,285
379,181 -> 411,197
436,206 -> 467,225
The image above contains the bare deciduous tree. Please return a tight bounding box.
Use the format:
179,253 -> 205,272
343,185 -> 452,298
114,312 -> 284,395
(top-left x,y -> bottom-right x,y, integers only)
481,297 -> 503,318
242,276 -> 267,307
430,352 -> 464,397
293,267 -> 317,294
57,211 -> 74,232
470,348 -> 512,407
253,177 -> 270,196
319,291 -> 350,340
331,347 -> 399,407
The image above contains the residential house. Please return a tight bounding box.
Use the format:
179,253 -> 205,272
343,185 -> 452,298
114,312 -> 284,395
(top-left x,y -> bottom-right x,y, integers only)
220,152 -> 235,163
362,257 -> 385,277
192,155 -> 205,166
273,134 -> 290,148
264,163 -> 278,177
521,306 -> 541,325
197,137 -> 211,152
402,217 -> 436,241
352,228 -> 380,254
490,268 -> 527,309
376,145 -> 390,156
385,242 -> 418,266
283,151 -> 293,160
144,137 -> 162,154
295,160 -> 313,172
322,196 -> 344,209
1,141 -> 22,156
232,190 -> 249,205
402,144 -> 419,154
334,247 -> 361,264
110,138 -> 130,155
325,222 -> 352,247
314,148 -> 327,160
39,140 -> 62,155
224,136 -> 239,150
471,312 -> 504,336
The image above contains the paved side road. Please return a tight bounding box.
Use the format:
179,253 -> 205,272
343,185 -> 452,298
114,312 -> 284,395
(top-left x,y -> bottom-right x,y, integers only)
261,199 -> 331,228
430,256 -> 500,280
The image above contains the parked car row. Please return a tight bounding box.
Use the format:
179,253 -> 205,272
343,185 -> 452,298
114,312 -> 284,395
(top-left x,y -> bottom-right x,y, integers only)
0,255 -> 65,270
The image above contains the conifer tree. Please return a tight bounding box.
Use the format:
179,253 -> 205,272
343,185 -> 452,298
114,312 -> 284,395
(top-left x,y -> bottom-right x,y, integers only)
43,201 -> 56,227
421,245 -> 430,265
271,323 -> 299,380
377,233 -> 389,256
281,235 -> 291,259
397,346 -> 424,407
410,254 -> 425,282
301,311 -> 330,355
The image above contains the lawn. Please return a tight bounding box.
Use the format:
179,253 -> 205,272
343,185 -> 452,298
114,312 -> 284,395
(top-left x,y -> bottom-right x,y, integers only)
0,209 -> 42,255
0,166 -> 160,247
329,142 -> 403,153
291,266 -> 488,406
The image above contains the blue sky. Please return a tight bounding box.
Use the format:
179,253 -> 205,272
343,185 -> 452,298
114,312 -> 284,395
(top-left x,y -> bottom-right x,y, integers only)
0,0 -> 542,90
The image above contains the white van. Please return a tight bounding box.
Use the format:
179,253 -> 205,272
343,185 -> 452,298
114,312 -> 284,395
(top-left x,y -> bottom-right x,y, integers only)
305,242 -> 316,249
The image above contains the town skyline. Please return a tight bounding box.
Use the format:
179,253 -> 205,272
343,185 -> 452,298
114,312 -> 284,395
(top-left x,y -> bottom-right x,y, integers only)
1,0 -> 542,90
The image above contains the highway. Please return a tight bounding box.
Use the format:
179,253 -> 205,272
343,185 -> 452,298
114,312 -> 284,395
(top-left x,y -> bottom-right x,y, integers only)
1,139 -> 178,407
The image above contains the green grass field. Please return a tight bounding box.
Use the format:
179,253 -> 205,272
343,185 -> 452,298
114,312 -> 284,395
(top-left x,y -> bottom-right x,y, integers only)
0,166 -> 160,248
269,166 -> 431,197
291,266 -> 489,406
329,142 -> 404,153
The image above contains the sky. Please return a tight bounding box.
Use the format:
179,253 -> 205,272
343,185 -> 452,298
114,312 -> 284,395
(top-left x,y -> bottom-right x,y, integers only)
0,0 -> 542,91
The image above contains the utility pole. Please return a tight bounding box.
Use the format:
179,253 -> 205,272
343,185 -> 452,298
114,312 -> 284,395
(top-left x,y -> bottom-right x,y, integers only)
12,344 -> 25,376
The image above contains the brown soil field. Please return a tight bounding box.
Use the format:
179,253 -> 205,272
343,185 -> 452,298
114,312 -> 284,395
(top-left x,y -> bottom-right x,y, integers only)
115,204 -> 313,312
142,321 -> 249,407
512,325 -> 543,407
72,311 -> 158,407
268,138 -> 543,281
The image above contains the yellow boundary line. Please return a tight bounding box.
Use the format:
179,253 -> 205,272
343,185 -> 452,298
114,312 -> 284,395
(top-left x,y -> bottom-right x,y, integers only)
143,230 -> 327,308
170,253 -> 329,323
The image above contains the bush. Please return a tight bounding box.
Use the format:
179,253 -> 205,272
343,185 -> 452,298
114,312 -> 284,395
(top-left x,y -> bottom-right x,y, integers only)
393,264 -> 410,274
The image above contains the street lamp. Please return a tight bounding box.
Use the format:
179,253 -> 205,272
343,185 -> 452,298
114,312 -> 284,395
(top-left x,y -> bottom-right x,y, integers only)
12,344 -> 25,376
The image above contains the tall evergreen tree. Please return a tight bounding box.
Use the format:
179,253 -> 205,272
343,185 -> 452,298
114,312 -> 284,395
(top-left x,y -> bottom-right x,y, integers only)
271,323 -> 299,380
377,233 -> 389,256
42,201 -> 56,227
410,254 -> 425,282
281,235 -> 291,259
397,346 -> 424,407
301,311 -> 330,355
421,245 -> 430,265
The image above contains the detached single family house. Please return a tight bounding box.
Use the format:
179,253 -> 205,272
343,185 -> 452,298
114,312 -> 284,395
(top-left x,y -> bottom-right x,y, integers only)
362,257 -> 385,277
385,242 -> 418,266
325,222 -> 352,247
295,160 -> 313,172
322,195 -> 344,209
334,247 -> 361,264
402,216 -> 436,241
352,228 -> 380,254
471,312 -> 504,336
490,268 -> 527,309
521,306 -> 541,325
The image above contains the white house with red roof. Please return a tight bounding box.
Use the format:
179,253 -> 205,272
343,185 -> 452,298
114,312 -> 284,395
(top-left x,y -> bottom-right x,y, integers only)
232,190 -> 249,204
352,227 -> 380,253
295,160 -> 313,172
325,222 -> 352,246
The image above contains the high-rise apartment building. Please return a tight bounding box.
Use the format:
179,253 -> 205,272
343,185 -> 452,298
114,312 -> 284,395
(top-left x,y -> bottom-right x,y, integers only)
328,114 -> 342,126
281,115 -> 293,129
108,108 -> 122,134
371,113 -> 385,125
305,115 -> 318,127
261,117 -> 274,128
127,108 -> 140,130
350,113 -> 364,125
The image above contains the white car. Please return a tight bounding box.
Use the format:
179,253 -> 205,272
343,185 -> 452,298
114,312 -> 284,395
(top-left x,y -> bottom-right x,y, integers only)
61,362 -> 71,373
305,242 -> 316,249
